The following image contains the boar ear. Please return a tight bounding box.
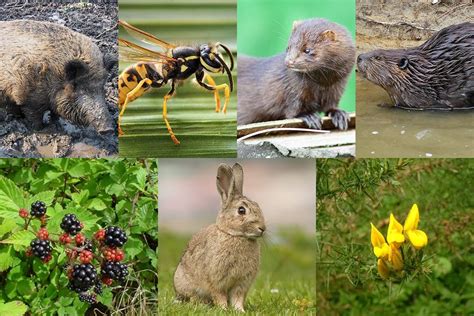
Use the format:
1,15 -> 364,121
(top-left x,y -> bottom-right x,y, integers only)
103,53 -> 117,72
65,60 -> 89,82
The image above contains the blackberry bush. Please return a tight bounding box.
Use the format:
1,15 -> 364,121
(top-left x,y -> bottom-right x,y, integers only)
101,261 -> 129,283
104,226 -> 128,247
60,213 -> 82,235
30,201 -> 47,217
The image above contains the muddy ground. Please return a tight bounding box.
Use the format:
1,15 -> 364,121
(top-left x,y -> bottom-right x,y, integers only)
356,0 -> 474,52
0,1 -> 118,157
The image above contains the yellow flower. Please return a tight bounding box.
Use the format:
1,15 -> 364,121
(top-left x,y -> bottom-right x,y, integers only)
370,223 -> 390,259
387,213 -> 405,246
377,258 -> 390,279
403,204 -> 428,249
389,243 -> 403,271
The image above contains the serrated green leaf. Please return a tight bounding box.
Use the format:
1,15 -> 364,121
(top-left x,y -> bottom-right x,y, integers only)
0,246 -> 15,272
0,230 -> 35,246
0,300 -> 27,316
0,218 -> 19,238
124,237 -> 144,258
70,190 -> 90,205
17,279 -> 35,296
0,175 -> 27,214
67,162 -> 91,177
88,198 -> 107,211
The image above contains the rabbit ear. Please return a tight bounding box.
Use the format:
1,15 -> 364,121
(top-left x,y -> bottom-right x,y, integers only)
216,164 -> 233,203
231,163 -> 244,196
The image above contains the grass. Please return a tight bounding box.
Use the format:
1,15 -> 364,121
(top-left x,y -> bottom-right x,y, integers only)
316,159 -> 474,315
158,228 -> 316,315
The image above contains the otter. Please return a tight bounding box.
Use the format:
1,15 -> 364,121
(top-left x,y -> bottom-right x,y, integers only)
238,19 -> 355,130
357,22 -> 474,110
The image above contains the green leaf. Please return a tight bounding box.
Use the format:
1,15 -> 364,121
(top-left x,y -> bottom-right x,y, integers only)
70,190 -> 90,205
88,198 -> 107,211
67,162 -> 91,177
17,279 -> 35,296
0,246 -> 15,272
124,237 -> 144,258
0,300 -> 28,316
0,230 -> 35,246
0,175 -> 27,215
0,218 -> 19,238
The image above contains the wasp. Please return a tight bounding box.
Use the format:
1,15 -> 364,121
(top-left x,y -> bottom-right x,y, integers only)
118,20 -> 234,145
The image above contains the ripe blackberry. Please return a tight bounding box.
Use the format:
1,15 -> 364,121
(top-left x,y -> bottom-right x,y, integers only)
94,281 -> 103,295
30,201 -> 47,217
69,264 -> 97,293
101,261 -> 129,283
104,226 -> 127,247
79,293 -> 97,304
30,238 -> 52,260
60,214 -> 82,235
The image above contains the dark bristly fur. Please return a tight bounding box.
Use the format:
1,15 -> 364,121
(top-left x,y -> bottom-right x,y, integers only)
238,18 -> 355,130
357,22 -> 474,109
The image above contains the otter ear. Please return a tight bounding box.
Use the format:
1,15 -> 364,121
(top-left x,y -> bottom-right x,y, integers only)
292,20 -> 302,31
216,164 -> 233,204
320,30 -> 337,42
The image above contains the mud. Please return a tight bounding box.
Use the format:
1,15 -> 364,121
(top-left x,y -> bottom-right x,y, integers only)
0,1 -> 118,157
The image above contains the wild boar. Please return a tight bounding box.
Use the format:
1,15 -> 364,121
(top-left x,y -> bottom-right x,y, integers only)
0,20 -> 115,134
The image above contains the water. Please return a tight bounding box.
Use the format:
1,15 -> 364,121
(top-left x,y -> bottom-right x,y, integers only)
356,75 -> 474,158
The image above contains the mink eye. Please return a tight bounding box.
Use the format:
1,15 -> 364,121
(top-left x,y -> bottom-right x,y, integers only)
398,58 -> 409,69
238,206 -> 246,215
303,48 -> 311,54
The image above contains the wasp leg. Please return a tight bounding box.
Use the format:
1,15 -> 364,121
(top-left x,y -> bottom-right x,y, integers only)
204,74 -> 221,112
162,81 -> 180,145
196,72 -> 230,113
118,78 -> 152,136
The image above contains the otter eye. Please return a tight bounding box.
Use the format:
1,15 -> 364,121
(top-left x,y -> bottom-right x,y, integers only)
398,58 -> 409,70
303,48 -> 311,54
374,56 -> 382,61
238,206 -> 246,215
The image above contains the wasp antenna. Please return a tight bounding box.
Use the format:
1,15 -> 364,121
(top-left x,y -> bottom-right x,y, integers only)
217,43 -> 234,71
215,54 -> 233,92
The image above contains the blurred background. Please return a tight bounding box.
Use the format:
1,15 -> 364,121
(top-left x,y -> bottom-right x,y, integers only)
238,0 -> 356,113
118,0 -> 237,157
158,159 -> 316,314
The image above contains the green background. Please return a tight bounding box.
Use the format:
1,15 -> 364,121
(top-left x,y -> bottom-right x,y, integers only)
238,0 -> 356,113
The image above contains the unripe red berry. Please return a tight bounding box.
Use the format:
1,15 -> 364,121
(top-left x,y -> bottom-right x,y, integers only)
66,249 -> 77,260
36,228 -> 49,240
75,233 -> 85,246
25,248 -> 33,257
59,233 -> 71,244
40,215 -> 47,226
42,254 -> 52,263
79,250 -> 93,264
94,229 -> 105,241
101,276 -> 113,286
19,208 -> 29,218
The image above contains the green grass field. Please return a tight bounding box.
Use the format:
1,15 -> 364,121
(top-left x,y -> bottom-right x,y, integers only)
316,159 -> 474,315
158,228 -> 316,315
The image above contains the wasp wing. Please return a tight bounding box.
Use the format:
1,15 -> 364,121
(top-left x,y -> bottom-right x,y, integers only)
119,38 -> 176,63
119,20 -> 176,50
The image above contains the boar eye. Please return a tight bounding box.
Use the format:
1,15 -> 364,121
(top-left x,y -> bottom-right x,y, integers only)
398,58 -> 409,70
238,206 -> 246,215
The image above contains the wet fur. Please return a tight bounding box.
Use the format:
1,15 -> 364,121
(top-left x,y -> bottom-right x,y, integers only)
238,19 -> 355,130
357,22 -> 474,109
0,20 -> 114,132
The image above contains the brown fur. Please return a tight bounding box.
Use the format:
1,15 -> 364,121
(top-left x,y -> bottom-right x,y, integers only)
238,18 -> 356,130
357,22 -> 474,110
174,163 -> 266,312
0,20 -> 115,133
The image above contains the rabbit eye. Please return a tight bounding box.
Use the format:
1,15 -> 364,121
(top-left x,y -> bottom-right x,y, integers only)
238,206 -> 246,215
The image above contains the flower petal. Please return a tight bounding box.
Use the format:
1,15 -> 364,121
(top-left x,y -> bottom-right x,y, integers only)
389,244 -> 404,270
387,213 -> 405,245
374,243 -> 390,259
371,223 -> 387,248
377,258 -> 390,279
404,204 -> 419,231
406,229 -> 428,249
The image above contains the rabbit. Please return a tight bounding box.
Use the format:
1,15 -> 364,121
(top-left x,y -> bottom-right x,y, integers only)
173,163 -> 266,312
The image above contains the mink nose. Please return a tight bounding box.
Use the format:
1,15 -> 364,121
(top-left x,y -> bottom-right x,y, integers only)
285,59 -> 295,67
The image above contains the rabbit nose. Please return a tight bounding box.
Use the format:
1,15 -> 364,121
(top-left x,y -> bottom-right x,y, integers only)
258,226 -> 266,235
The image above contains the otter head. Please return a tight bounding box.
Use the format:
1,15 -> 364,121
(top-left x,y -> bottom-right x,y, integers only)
357,49 -> 435,107
284,19 -> 355,83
